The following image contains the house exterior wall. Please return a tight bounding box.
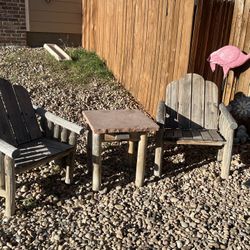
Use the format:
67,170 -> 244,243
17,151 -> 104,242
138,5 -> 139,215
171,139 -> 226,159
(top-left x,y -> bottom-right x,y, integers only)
0,0 -> 26,46
26,0 -> 82,46
28,0 -> 82,34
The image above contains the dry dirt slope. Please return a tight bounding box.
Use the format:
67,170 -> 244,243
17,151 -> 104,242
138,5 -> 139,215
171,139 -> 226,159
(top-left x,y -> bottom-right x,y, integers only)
0,47 -> 249,250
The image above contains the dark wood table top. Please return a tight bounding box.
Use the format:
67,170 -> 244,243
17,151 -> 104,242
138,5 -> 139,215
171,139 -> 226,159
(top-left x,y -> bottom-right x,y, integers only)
83,109 -> 159,134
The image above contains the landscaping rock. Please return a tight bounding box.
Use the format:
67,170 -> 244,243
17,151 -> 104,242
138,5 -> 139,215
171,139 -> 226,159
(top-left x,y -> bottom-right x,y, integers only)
0,47 -> 249,249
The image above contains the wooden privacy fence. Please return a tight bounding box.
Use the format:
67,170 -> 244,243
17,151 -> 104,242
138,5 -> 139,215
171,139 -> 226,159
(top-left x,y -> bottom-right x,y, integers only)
82,0 -> 250,117
223,0 -> 250,104
189,0 -> 250,104
188,0 -> 235,95
82,0 -> 194,116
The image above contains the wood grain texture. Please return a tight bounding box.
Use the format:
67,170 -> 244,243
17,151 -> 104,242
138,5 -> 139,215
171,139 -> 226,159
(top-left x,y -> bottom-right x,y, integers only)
178,74 -> 192,129
14,138 -> 74,168
92,133 -> 102,191
0,98 -> 17,146
82,0 -> 195,117
4,156 -> 16,217
165,73 -> 218,130
165,80 -> 179,128
0,79 -> 30,144
223,0 -> 250,104
204,80 -> 218,129
164,129 -> 225,146
15,138 -> 73,171
135,134 -> 147,187
221,128 -> 234,179
0,139 -> 20,158
128,138 -> 136,169
0,80 -> 80,216
34,106 -> 83,135
13,85 -> 42,140
154,129 -> 164,176
188,0 -> 234,98
191,74 -> 205,129
0,152 -> 5,190
83,110 -> 159,134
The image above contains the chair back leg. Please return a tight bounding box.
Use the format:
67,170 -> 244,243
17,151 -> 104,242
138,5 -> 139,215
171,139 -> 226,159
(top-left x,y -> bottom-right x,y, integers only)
65,132 -> 77,184
0,153 -> 5,189
154,129 -> 164,176
65,151 -> 75,184
217,147 -> 224,161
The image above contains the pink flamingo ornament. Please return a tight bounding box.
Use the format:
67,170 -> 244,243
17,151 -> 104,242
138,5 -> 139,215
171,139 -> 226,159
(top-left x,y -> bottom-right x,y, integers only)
207,45 -> 250,78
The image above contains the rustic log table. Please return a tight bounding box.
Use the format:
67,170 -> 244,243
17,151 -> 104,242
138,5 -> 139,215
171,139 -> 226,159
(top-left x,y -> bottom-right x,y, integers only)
83,110 -> 159,191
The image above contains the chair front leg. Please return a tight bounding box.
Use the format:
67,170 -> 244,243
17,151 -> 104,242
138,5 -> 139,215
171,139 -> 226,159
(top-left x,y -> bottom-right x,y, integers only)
4,155 -> 16,217
65,132 -> 77,184
221,129 -> 234,179
135,133 -> 148,187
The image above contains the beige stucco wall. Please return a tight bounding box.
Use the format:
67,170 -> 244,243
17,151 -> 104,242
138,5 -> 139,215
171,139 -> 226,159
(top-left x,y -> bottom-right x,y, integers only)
27,0 -> 82,34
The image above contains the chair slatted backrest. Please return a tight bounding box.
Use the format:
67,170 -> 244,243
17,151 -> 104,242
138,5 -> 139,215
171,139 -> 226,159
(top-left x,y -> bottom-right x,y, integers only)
165,73 -> 218,129
0,78 -> 42,145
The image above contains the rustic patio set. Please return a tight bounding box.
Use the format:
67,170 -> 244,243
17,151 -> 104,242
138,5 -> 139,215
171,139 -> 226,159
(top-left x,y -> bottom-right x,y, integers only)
0,73 -> 237,217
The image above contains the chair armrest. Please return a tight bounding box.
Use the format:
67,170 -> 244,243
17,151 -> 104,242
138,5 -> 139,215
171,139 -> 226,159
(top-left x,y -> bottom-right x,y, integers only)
219,104 -> 237,130
0,139 -> 20,158
219,103 -> 237,140
156,101 -> 166,127
33,105 -> 84,135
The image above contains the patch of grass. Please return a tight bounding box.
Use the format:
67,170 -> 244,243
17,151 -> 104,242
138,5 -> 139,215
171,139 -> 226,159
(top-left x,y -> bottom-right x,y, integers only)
46,48 -> 114,84
3,47 -> 114,86
22,197 -> 38,208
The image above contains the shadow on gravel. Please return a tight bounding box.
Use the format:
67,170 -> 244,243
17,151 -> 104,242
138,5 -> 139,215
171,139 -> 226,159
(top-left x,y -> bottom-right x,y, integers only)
11,143 -> 250,213
145,145 -> 219,186
235,144 -> 250,165
235,143 -> 250,187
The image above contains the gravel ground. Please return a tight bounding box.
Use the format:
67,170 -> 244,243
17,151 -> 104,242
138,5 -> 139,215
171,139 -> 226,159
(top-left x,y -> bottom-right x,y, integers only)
0,47 -> 249,250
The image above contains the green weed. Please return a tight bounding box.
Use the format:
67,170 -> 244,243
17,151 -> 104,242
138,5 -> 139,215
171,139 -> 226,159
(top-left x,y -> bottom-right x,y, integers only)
46,48 -> 113,84
22,197 -> 37,208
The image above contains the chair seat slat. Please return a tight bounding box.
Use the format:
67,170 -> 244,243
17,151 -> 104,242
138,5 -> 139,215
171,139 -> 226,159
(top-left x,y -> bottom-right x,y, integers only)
191,130 -> 203,140
208,129 -> 224,141
164,129 -> 225,146
15,138 -> 74,168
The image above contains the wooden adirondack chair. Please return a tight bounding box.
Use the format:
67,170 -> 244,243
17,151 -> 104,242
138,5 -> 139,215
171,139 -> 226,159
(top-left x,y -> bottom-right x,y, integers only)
0,78 -> 83,217
154,73 -> 237,178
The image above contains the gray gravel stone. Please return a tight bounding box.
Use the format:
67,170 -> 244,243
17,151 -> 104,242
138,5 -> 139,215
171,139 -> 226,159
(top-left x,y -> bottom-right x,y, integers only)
176,240 -> 183,249
0,47 -> 249,249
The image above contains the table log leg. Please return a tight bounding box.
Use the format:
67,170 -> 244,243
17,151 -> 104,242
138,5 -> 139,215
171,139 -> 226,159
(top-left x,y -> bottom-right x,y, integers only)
154,129 -> 164,176
135,133 -> 147,187
128,133 -> 137,168
87,126 -> 93,172
217,147 -> 224,161
92,133 -> 102,191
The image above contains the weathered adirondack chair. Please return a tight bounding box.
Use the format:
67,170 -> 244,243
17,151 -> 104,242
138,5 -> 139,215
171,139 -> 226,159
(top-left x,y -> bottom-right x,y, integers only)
0,78 -> 83,217
154,73 -> 237,178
